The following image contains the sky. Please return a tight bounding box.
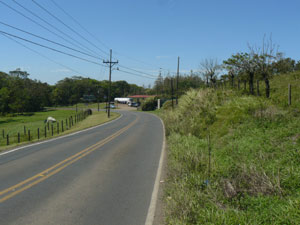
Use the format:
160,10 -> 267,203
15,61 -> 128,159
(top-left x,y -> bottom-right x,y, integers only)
0,0 -> 300,87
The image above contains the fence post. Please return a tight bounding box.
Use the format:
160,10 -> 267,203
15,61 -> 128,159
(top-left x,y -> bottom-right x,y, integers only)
38,128 -> 40,140
28,130 -> 31,141
61,120 -> 64,132
6,134 -> 9,145
288,84 -> 292,106
51,124 -> 54,136
44,126 -> 47,138
47,122 -> 50,131
57,122 -> 59,134
18,132 -> 20,143
66,119 -> 68,130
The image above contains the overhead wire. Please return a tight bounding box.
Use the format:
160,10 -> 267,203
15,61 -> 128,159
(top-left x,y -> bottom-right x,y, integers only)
0,30 -> 106,67
47,0 -> 167,75
1,0 -> 163,81
49,0 -> 110,51
32,0 -> 109,57
8,0 -> 105,59
0,33 -> 89,77
0,21 -> 104,61
117,69 -> 156,80
118,64 -> 158,78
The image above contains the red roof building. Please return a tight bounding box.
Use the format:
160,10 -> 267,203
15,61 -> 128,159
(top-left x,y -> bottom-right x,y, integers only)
128,95 -> 156,99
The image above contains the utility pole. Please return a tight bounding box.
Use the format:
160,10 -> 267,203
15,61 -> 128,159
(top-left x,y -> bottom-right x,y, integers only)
103,49 -> 118,118
176,56 -> 180,105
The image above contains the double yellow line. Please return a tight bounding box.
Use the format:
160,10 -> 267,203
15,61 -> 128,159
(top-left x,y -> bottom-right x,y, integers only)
0,117 -> 138,203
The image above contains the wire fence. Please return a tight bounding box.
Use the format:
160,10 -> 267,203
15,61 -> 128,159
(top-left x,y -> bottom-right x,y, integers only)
0,109 -> 92,147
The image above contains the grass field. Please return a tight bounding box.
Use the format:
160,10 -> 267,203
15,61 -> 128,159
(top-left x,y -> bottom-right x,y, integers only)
158,72 -> 300,224
51,102 -> 119,110
0,110 -> 119,151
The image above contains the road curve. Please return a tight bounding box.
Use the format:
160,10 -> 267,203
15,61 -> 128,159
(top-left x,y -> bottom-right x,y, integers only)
0,110 -> 164,225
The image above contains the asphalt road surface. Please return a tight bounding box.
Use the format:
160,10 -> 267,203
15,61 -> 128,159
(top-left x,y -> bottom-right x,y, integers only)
0,110 -> 164,225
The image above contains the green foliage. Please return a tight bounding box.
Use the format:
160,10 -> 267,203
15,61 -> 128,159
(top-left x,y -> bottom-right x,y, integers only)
161,100 -> 173,110
51,76 -> 146,106
269,72 -> 300,109
141,97 -> 157,111
0,72 -> 147,114
0,72 -> 53,114
152,71 -> 204,99
160,72 -> 300,224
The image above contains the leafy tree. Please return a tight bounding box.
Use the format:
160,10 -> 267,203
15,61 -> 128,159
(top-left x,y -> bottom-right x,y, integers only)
272,56 -> 296,74
224,52 -> 257,95
0,87 -> 10,114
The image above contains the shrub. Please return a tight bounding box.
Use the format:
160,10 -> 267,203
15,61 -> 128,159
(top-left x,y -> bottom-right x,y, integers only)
141,97 -> 157,111
162,100 -> 173,110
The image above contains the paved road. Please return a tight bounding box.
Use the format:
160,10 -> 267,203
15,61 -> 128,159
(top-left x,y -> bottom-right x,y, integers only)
0,111 -> 164,225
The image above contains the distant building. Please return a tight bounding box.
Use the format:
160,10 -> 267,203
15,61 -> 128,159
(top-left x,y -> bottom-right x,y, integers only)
128,95 -> 156,102
9,68 -> 29,79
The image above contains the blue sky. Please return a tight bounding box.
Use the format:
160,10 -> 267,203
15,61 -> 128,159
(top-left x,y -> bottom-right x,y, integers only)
0,0 -> 299,86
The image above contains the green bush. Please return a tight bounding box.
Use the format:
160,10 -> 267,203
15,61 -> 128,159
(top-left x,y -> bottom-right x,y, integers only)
161,100 -> 173,110
141,97 -> 157,111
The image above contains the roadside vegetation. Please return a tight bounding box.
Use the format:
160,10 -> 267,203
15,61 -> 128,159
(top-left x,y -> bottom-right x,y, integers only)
0,109 -> 119,151
159,72 -> 300,224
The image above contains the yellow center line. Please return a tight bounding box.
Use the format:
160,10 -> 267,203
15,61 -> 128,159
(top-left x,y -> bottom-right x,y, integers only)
0,117 -> 138,203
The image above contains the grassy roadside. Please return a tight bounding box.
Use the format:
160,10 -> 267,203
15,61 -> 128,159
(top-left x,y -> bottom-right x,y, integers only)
50,102 -> 120,110
158,72 -> 300,224
0,110 -> 119,152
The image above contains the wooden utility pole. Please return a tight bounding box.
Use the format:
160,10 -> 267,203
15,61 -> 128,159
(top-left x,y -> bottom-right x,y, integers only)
103,49 -> 118,118
176,56 -> 180,105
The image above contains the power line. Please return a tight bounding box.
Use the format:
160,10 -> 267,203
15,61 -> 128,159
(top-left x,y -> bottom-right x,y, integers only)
0,30 -> 105,67
0,33 -> 89,77
0,21 -> 104,61
48,0 -> 168,73
49,0 -> 111,51
117,69 -> 156,80
32,0 -> 109,57
8,0 -> 104,59
114,50 -> 168,72
1,0 -> 165,81
118,64 -> 159,78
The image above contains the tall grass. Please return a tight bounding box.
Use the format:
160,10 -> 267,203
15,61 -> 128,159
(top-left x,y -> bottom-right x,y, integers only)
160,72 -> 300,224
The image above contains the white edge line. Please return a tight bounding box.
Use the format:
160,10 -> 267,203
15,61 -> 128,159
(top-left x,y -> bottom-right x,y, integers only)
0,114 -> 123,157
145,115 -> 166,225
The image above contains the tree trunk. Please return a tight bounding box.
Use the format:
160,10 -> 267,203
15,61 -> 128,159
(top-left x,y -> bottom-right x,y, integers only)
249,72 -> 254,95
265,77 -> 270,98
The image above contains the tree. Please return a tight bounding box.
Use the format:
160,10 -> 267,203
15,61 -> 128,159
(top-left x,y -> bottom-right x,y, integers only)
295,61 -> 300,71
200,59 -> 221,86
248,35 -> 279,98
224,52 -> 257,95
272,56 -> 296,74
0,87 -> 10,114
